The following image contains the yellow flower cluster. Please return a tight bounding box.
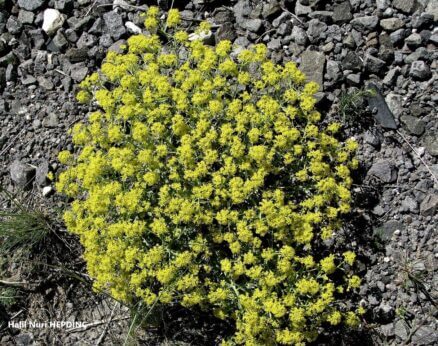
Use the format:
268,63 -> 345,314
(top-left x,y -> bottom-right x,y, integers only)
57,8 -> 362,345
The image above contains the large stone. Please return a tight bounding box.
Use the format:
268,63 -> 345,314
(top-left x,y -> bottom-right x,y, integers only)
367,83 -> 398,129
411,325 -> 437,344
10,160 -> 35,190
300,50 -> 325,91
420,194 -> 438,216
364,54 -> 386,74
394,320 -> 409,341
423,133 -> 438,157
42,9 -> 65,36
17,0 -> 45,11
70,63 -> 88,82
18,10 -> 35,24
368,160 -> 398,183
35,161 -> 50,187
240,18 -> 263,32
103,11 -> 126,40
333,2 -> 352,23
307,19 -> 327,39
393,0 -> 416,13
291,26 -> 308,46
400,115 -> 425,136
409,60 -> 431,80
425,1 -> 438,20
380,18 -> 405,31
216,22 -> 236,42
405,33 -> 422,47
342,51 -> 362,71
385,93 -> 403,118
351,16 -> 379,31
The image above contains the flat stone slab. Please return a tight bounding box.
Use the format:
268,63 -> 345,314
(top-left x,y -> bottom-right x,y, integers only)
366,83 -> 398,130
300,50 -> 325,91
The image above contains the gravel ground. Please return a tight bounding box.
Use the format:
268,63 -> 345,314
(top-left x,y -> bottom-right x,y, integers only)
0,0 -> 436,345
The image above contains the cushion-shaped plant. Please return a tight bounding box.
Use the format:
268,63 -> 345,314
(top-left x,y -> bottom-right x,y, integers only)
57,7 -> 363,345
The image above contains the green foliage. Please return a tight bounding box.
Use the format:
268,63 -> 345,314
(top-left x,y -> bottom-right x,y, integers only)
57,7 -> 364,345
0,287 -> 20,308
338,87 -> 376,122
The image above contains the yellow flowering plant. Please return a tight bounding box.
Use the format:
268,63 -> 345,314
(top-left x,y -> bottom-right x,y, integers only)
57,7 -> 363,345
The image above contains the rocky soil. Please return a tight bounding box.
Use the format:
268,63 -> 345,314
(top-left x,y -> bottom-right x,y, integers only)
0,0 -> 436,345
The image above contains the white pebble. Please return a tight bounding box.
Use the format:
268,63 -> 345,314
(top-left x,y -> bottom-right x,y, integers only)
125,21 -> 142,34
42,9 -> 65,36
42,186 -> 53,197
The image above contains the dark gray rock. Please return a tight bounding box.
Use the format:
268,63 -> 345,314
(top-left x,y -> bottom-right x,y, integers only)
17,0 -> 45,11
409,60 -> 431,80
76,32 -> 97,49
10,160 -> 35,190
383,67 -> 400,85
272,12 -> 290,28
103,11 -> 126,40
307,19 -> 327,39
390,28 -> 406,45
216,22 -> 236,42
392,0 -> 416,13
368,160 -> 398,183
240,18 -> 263,32
65,47 -> 88,62
341,51 -> 362,71
309,11 -> 333,23
364,130 -> 382,147
400,115 -> 425,136
48,31 -> 68,52
214,9 -> 233,24
300,50 -> 325,91
364,54 -> 386,75
35,161 -> 50,187
380,18 -> 404,31
378,304 -> 395,323
367,83 -> 398,129
333,2 -> 352,23
351,16 -> 379,31
420,194 -> 438,217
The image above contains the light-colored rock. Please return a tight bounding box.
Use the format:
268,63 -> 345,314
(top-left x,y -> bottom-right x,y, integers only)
125,21 -> 142,34
42,9 -> 65,36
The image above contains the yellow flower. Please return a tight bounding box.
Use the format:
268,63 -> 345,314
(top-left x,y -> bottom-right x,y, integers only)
166,9 -> 180,28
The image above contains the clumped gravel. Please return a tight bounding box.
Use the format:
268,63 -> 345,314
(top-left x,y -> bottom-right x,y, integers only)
0,0 -> 436,345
